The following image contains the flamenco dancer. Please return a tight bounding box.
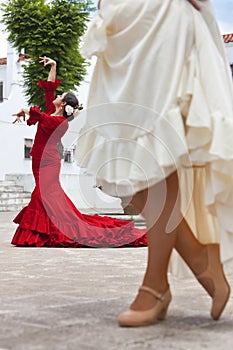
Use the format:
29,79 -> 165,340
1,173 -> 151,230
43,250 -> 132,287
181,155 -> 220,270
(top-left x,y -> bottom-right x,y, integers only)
11,56 -> 147,248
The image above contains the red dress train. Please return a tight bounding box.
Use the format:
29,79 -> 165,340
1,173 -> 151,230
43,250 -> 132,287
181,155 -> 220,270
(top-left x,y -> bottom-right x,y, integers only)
11,79 -> 147,248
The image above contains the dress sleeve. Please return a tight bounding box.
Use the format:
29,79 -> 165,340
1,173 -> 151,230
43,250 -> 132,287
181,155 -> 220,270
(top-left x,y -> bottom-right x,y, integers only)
37,79 -> 61,114
27,106 -> 66,131
27,106 -> 45,125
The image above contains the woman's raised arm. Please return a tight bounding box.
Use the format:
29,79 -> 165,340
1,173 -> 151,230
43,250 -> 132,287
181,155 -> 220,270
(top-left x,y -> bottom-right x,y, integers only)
39,56 -> 57,82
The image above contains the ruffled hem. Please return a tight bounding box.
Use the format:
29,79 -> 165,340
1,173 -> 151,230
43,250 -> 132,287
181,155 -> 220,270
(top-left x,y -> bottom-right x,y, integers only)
76,102 -> 191,198
13,206 -> 147,248
11,227 -> 147,248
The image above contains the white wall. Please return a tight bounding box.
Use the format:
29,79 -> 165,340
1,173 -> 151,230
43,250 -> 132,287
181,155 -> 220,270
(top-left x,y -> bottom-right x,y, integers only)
0,64 -> 7,98
0,45 -> 36,180
225,43 -> 233,64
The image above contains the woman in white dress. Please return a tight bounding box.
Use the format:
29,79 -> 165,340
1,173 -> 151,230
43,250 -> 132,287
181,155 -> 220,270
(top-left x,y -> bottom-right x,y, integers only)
76,0 -> 233,326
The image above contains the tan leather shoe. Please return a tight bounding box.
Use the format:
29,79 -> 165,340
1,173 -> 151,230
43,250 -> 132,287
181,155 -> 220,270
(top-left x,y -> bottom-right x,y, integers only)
196,243 -> 231,320
118,286 -> 172,327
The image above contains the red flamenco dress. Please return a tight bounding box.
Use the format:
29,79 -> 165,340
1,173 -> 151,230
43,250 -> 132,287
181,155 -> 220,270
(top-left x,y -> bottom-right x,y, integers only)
11,79 -> 147,248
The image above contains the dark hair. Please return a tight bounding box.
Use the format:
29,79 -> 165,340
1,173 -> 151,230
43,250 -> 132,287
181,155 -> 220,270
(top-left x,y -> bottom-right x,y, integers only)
62,93 -> 80,122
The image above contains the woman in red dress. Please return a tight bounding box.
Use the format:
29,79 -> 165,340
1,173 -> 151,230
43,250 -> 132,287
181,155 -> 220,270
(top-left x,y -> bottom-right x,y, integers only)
11,56 -> 146,248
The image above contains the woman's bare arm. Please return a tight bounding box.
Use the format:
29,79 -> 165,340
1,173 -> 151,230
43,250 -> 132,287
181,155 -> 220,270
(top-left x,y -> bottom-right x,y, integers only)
39,56 -> 57,82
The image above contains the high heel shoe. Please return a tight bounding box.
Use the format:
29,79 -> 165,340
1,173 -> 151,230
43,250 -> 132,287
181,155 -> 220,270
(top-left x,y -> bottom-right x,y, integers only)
117,286 -> 172,327
196,243 -> 231,320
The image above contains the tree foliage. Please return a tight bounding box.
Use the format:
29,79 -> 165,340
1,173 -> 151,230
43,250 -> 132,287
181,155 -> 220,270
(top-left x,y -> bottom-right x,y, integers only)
1,0 -> 94,109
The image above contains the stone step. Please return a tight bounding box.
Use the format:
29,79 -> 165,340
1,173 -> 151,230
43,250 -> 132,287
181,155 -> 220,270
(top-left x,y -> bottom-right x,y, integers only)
0,192 -> 31,199
0,185 -> 25,193
0,180 -> 18,187
0,177 -> 31,211
0,196 -> 30,206
0,203 -> 27,212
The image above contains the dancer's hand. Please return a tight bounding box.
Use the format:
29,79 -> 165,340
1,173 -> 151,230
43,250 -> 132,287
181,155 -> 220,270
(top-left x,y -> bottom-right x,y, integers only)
12,108 -> 29,123
39,56 -> 56,67
40,56 -> 57,82
187,0 -> 205,11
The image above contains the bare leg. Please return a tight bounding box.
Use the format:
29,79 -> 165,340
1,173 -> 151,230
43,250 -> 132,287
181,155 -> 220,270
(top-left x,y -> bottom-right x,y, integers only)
175,218 -> 230,319
175,218 -> 208,276
120,171 -> 230,322
129,171 -> 180,311
129,171 -> 226,310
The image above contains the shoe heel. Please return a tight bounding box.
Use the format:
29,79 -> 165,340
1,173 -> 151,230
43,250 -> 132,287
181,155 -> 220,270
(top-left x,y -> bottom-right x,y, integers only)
157,303 -> 169,320
118,286 -> 172,327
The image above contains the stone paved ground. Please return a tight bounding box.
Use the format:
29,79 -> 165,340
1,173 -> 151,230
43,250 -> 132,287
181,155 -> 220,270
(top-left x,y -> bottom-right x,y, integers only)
0,211 -> 233,350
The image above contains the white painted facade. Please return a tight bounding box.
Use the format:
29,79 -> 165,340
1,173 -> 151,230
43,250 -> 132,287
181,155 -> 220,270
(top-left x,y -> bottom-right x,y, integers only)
225,42 -> 233,65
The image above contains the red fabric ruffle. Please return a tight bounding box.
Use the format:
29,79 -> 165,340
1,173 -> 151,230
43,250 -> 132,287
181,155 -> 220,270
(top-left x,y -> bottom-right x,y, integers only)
27,106 -> 44,125
12,195 -> 147,248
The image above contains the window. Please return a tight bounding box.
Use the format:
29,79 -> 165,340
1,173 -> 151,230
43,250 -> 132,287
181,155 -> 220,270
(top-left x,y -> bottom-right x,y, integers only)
0,82 -> 3,103
24,138 -> 33,159
64,147 -> 76,163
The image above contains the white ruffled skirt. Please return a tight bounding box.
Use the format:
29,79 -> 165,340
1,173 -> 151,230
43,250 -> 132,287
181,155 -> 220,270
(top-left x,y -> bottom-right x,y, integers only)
76,0 -> 233,263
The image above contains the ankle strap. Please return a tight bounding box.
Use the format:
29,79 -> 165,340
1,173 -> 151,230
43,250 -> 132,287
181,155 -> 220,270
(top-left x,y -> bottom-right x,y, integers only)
139,285 -> 165,301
